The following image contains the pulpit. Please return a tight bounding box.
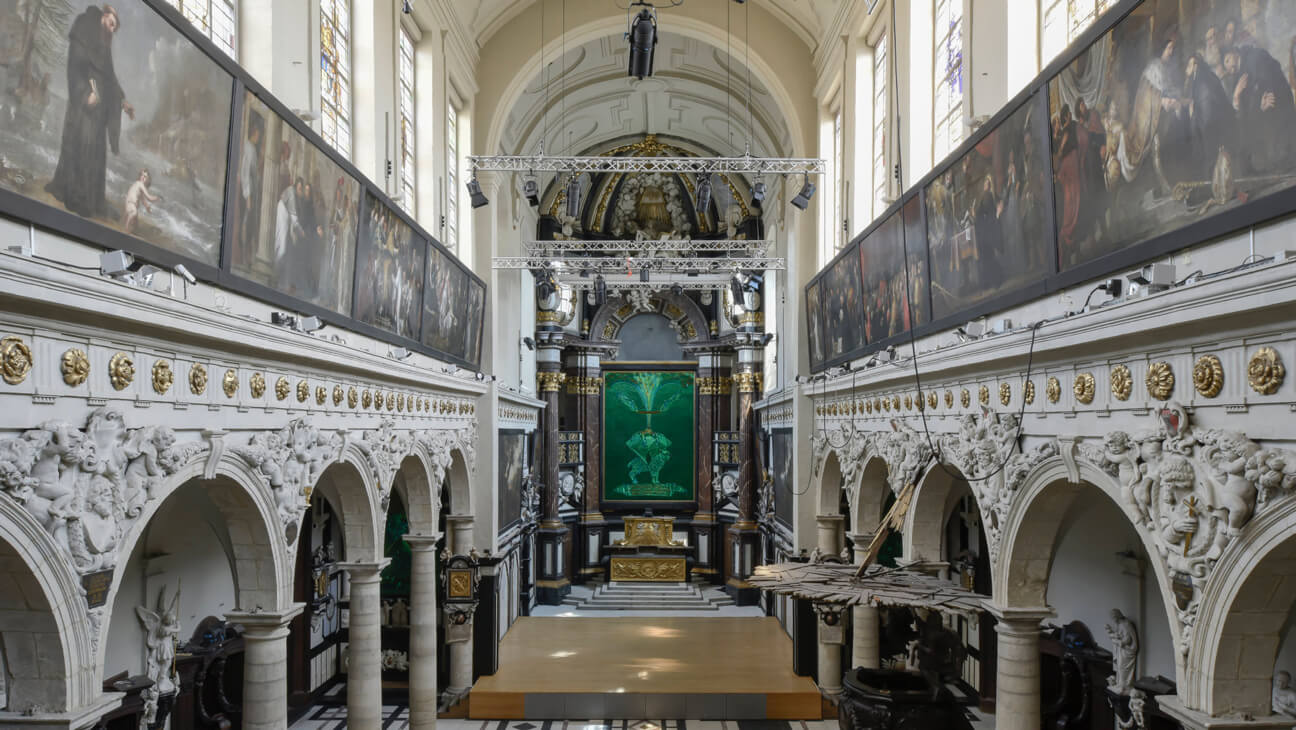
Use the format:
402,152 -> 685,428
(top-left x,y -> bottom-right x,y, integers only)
606,515 -> 693,582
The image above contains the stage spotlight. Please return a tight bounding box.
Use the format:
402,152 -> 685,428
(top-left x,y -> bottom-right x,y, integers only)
467,177 -> 489,208
524,176 -> 540,207
628,8 -> 658,79
695,173 -> 712,214
729,272 -> 746,307
640,265 -> 651,284
594,274 -> 608,307
751,180 -> 766,208
299,315 -> 325,333
402,0 -> 413,13
790,175 -> 816,210
670,282 -> 684,297
565,175 -> 582,219
521,336 -> 536,351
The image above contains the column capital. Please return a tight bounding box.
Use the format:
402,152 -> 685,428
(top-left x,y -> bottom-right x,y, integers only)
816,514 -> 846,525
225,603 -> 305,637
403,533 -> 442,550
1157,696 -> 1296,730
339,559 -> 393,581
446,514 -> 474,525
983,602 -> 1055,630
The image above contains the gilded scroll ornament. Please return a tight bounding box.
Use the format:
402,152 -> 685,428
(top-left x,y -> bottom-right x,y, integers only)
348,387 -> 359,409
978,385 -> 990,406
362,389 -> 373,408
190,363 -> 208,395
297,380 -> 309,403
1145,361 -> 1175,401
1046,376 -> 1062,404
1,336 -> 33,385
1111,365 -> 1133,401
1247,347 -> 1285,395
316,386 -> 327,406
1192,355 -> 1224,398
108,352 -> 135,391
150,360 -> 174,395
999,382 -> 1011,406
960,389 -> 970,408
865,400 -> 873,414
928,391 -> 938,410
274,376 -> 289,401
873,399 -> 882,413
385,392 -> 396,410
891,395 -> 901,411
944,390 -> 954,408
1024,380 -> 1036,405
916,393 -> 924,412
904,394 -> 913,411
1073,373 -> 1096,404
222,369 -> 238,398
61,348 -> 90,386
333,385 -> 344,407
250,372 -> 266,399
396,393 -> 405,412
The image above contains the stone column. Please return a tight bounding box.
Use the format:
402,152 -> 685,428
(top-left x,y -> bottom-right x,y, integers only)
686,346 -> 725,582
404,535 -> 440,730
725,357 -> 762,605
816,514 -> 845,556
987,605 -> 1053,730
225,605 -> 304,730
815,604 -> 846,697
571,344 -> 611,583
446,514 -> 474,554
340,560 -> 390,730
537,351 -> 570,603
851,605 -> 881,670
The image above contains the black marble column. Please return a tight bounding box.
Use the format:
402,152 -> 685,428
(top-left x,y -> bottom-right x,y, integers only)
571,343 -> 616,583
726,350 -> 762,605
536,348 -> 570,604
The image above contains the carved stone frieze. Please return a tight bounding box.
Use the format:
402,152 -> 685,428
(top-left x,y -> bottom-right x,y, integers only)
358,419 -> 412,510
151,360 -> 174,395
1146,361 -> 1175,401
231,419 -> 342,544
190,364 -> 208,396
1247,346 -> 1285,395
1192,355 -> 1223,398
1,335 -> 33,385
937,411 -> 1030,561
61,348 -> 90,386
109,352 -> 135,391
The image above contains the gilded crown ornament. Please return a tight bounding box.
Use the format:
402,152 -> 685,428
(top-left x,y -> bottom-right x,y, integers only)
61,348 -> 89,386
1074,373 -> 1096,404
1110,365 -> 1133,401
1192,355 -> 1224,398
1,336 -> 33,385
190,363 -> 208,395
109,352 -> 135,391
151,360 -> 174,395
1145,361 -> 1175,401
222,369 -> 238,398
275,376 -> 290,401
1024,380 -> 1036,405
1247,346 -> 1285,395
250,372 -> 266,399
1046,376 -> 1061,403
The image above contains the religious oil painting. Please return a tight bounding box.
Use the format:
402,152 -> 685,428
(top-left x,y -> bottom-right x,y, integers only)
926,93 -> 1053,321
858,197 -> 931,344
230,90 -> 361,314
0,0 -> 233,264
820,244 -> 866,361
805,280 -> 826,372
1050,0 -> 1296,271
771,429 -> 793,528
603,370 -> 696,502
421,244 -> 468,360
463,279 -> 485,368
498,431 -> 525,530
353,192 -> 425,340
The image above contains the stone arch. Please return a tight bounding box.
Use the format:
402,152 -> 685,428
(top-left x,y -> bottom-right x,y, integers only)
312,450 -> 383,564
815,448 -> 844,518
903,461 -> 975,566
445,446 -> 473,518
1186,499 -> 1296,717
852,455 -> 891,539
0,498 -> 95,714
391,452 -> 438,538
588,290 -> 710,347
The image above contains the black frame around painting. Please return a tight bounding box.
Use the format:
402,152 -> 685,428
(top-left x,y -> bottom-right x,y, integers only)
806,0 -> 1296,373
0,0 -> 486,371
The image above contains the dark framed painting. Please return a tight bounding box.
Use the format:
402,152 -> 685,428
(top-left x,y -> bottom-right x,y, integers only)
805,280 -> 826,372
421,244 -> 470,359
1049,0 -> 1296,272
498,430 -> 526,531
0,0 -> 234,265
463,279 -> 486,369
926,92 -> 1055,322
602,368 -> 696,503
858,195 -> 932,344
353,191 -> 425,340
229,89 -> 362,314
771,428 -> 793,528
820,243 -> 866,364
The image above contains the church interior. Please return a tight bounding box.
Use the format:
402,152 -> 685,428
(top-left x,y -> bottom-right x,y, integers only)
2,1 -> 1296,729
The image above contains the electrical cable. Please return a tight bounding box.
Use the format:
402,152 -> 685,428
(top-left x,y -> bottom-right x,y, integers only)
31,255 -> 100,272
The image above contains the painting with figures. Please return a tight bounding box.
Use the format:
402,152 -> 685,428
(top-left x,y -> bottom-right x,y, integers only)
230,90 -> 361,313
0,0 -> 233,264
771,429 -> 792,528
354,192 -> 424,340
463,279 -> 485,368
498,431 -> 525,529
421,244 -> 469,360
858,197 -> 931,344
805,280 -> 826,372
820,245 -> 865,361
926,93 -> 1053,321
1050,0 -> 1296,271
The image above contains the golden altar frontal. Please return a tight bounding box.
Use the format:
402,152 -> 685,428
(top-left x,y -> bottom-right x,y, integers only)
608,516 -> 691,583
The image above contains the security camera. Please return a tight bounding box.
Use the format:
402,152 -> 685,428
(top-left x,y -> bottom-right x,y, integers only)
173,263 -> 197,285
390,347 -> 412,360
298,315 -> 325,333
100,250 -> 135,278
521,336 -> 536,351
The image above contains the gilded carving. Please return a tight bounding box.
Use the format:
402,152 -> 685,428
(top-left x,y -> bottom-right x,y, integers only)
873,399 -> 882,413
315,386 -> 327,406
1247,346 -> 1285,395
362,389 -> 373,409
904,394 -> 913,411
222,369 -> 238,398
865,400 -> 873,414
978,385 -> 990,406
151,360 -> 174,395
61,348 -> 90,386
609,556 -> 687,582
190,363 -> 208,395
1111,364 -> 1133,401
891,395 -> 901,412
1192,355 -> 1224,398
250,372 -> 266,398
396,393 -> 405,412
1146,361 -> 1175,401
1074,373 -> 1096,404
0,336 -> 33,385
1046,376 -> 1061,404
1024,380 -> 1036,405
882,398 -> 890,412
999,382 -> 1011,406
348,387 -> 359,409
333,385 -> 344,407
385,392 -> 396,411
296,380 -> 309,403
928,391 -> 938,410
735,372 -> 760,394
274,376 -> 289,401
108,352 -> 135,391
538,372 -> 567,393
960,389 -> 971,408
944,390 -> 953,408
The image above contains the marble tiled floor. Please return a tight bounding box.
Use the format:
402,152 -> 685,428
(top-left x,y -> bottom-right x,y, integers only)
289,710 -> 996,730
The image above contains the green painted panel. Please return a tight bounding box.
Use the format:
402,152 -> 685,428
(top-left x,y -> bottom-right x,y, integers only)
602,370 -> 696,502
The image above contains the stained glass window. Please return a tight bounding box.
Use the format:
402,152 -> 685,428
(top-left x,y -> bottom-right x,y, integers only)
399,28 -> 417,213
833,109 -> 845,252
872,33 -> 889,220
1041,0 -> 1115,67
933,0 -> 965,162
163,0 -> 237,58
320,0 -> 352,157
446,104 -> 459,257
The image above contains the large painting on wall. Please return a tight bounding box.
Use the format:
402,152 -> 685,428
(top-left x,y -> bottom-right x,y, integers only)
771,429 -> 793,528
230,90 -> 361,313
0,0 -> 233,264
354,192 -> 425,340
859,196 -> 931,343
820,245 -> 865,361
421,244 -> 472,362
603,369 -> 696,502
498,431 -> 525,530
926,93 -> 1054,321
463,280 -> 485,368
805,280 -> 826,372
1049,0 -> 1296,271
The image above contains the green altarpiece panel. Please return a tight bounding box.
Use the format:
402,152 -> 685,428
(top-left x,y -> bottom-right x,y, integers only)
602,369 -> 696,502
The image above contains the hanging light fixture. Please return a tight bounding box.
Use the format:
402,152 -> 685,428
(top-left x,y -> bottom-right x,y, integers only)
565,174 -> 582,219
751,180 -> 766,208
695,173 -> 712,214
628,7 -> 658,79
524,175 -> 540,207
467,177 -> 489,208
790,174 -> 815,210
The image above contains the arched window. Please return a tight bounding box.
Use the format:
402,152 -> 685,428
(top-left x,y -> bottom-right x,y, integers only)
398,27 -> 417,213
162,0 -> 237,58
1041,0 -> 1115,67
446,103 -> 460,257
320,0 -> 353,157
871,33 -> 889,220
932,0 -> 965,162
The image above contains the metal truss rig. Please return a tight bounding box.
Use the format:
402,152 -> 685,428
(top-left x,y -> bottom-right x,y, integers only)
523,239 -> 772,255
554,278 -> 734,292
493,256 -> 785,272
469,155 -> 824,176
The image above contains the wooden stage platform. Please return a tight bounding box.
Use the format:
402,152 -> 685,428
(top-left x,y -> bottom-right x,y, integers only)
469,616 -> 822,720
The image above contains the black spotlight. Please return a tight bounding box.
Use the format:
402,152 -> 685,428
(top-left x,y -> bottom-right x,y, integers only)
640,265 -> 651,283
790,175 -> 815,210
524,176 -> 540,207
467,177 -> 489,208
594,274 -> 607,307
729,272 -> 746,307
531,267 -> 558,301
565,175 -> 582,219
628,8 -> 658,80
751,180 -> 766,208
670,282 -> 684,297
402,0 -> 413,13
695,173 -> 712,214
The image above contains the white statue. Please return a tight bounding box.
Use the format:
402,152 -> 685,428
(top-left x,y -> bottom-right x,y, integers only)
390,598 -> 409,627
1116,689 -> 1147,729
1105,608 -> 1139,695
1274,670 -> 1296,716
136,583 -> 182,728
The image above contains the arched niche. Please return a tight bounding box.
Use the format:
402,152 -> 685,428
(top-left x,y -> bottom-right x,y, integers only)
588,290 -> 710,352
311,457 -> 381,564
616,314 -> 687,362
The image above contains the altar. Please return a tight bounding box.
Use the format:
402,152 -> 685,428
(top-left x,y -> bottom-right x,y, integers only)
606,515 -> 693,583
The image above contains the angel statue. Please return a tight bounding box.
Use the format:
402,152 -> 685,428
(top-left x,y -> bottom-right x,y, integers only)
1105,608 -> 1139,695
136,582 -> 182,728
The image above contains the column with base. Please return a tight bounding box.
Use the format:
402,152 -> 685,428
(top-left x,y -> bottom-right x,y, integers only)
224,604 -> 304,730
816,514 -> 844,556
986,605 -> 1053,730
851,604 -> 880,670
815,603 -> 846,697
340,561 -> 391,730
404,535 -> 440,730
446,514 -> 474,555
443,604 -> 475,705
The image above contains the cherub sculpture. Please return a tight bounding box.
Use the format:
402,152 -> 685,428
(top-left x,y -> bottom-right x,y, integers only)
136,582 -> 182,727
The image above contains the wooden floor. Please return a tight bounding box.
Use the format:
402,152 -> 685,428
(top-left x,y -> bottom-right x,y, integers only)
469,617 -> 821,719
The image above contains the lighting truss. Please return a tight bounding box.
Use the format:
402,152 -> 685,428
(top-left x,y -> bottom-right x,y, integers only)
493,256 -> 785,272
469,155 -> 824,176
559,277 -> 734,292
522,239 -> 772,255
